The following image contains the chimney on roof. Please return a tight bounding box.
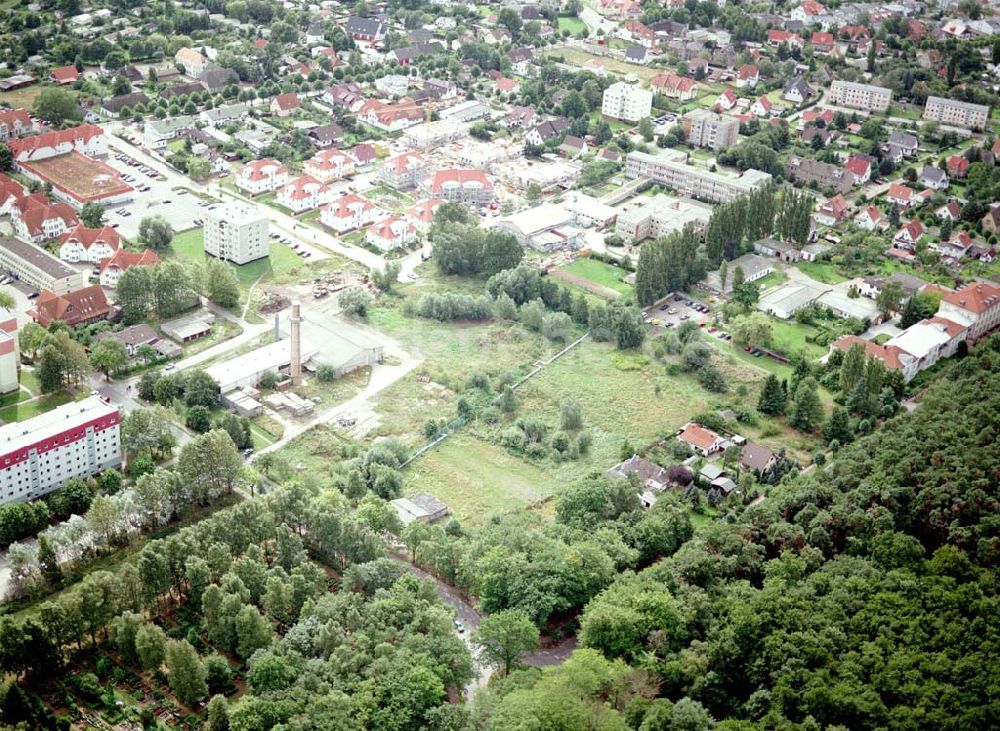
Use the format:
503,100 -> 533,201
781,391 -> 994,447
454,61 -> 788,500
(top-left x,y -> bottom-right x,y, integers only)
290,301 -> 302,386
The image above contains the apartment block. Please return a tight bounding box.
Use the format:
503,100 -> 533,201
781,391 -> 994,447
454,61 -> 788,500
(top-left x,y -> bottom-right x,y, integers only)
682,109 -> 740,151
922,96 -> 989,129
203,202 -> 269,265
602,82 -> 652,122
624,150 -> 772,203
0,396 -> 121,506
829,80 -> 893,113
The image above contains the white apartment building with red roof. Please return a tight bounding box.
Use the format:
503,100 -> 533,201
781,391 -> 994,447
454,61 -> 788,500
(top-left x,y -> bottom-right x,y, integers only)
276,175 -> 333,213
304,149 -> 357,183
366,215 -> 417,251
406,198 -> 445,235
7,124 -> 106,163
379,151 -> 433,190
320,193 -> 379,233
58,224 -> 121,264
236,159 -> 290,195
0,109 -> 36,140
421,169 -> 494,204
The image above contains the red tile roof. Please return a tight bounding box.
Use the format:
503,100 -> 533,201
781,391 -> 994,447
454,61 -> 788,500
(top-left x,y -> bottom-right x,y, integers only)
99,248 -> 160,274
17,200 -> 78,238
60,224 -> 122,251
677,423 -> 723,451
7,124 -> 103,160
273,92 -> 299,111
832,335 -> 910,371
50,65 -> 79,84
30,285 -> 111,327
941,282 -> 1000,314
887,182 -> 913,201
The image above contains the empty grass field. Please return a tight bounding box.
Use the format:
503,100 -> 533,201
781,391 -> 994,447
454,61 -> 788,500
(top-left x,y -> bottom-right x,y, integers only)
403,434 -> 563,523
0,391 -> 77,423
797,260 -> 846,284
556,15 -> 586,34
559,258 -> 633,297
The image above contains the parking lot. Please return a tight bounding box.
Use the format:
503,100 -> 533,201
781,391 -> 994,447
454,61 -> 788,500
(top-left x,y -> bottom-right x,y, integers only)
101,145 -> 213,239
644,292 -> 716,330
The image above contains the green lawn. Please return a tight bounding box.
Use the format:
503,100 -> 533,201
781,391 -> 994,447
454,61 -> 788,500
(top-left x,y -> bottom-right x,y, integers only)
755,270 -> 789,290
0,391 -> 76,423
547,47 -> 659,83
556,15 -> 586,34
767,319 -> 827,360
560,258 -> 634,297
797,260 -> 846,284
403,434 -> 563,523
169,227 -> 304,289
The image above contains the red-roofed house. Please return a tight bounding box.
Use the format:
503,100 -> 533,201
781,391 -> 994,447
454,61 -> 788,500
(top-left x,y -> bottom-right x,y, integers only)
939,281 -> 1000,339
276,175 -> 333,213
320,193 -> 379,233
304,149 -> 356,183
839,24 -> 869,41
815,194 -> 850,226
676,422 -> 726,456
0,109 -> 36,140
810,32 -> 835,53
49,65 -> 80,85
620,20 -> 656,47
650,72 -> 698,100
59,225 -> 121,264
946,155 -> 969,178
29,285 -> 111,327
270,93 -> 300,117
351,143 -> 377,166
750,96 -> 772,117
12,199 -> 78,243
736,64 -> 759,89
715,89 -> 737,111
495,77 -> 520,95
801,108 -> 834,128
855,205 -> 887,231
893,220 -> 924,249
767,29 -> 803,48
99,248 -> 160,288
366,215 -> 417,251
405,198 -> 445,235
831,335 -> 916,380
7,124 -> 106,163
886,183 -> 915,208
844,155 -> 872,185
359,99 -> 423,132
421,169 -> 494,204
937,200 -> 961,221
380,151 -> 432,190
0,174 -> 25,216
236,159 -> 289,195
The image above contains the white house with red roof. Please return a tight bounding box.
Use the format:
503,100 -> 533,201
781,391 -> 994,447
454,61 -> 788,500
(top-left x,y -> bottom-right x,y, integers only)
844,155 -> 872,185
380,151 -> 432,190
276,175 -> 333,213
421,169 -> 494,204
855,205 -> 887,231
650,73 -> 698,101
886,183 -> 915,208
814,194 -> 850,226
0,109 -> 36,140
791,0 -> 831,28
750,96 -> 772,117
893,220 -> 924,250
736,64 -> 759,89
304,149 -> 356,183
7,124 -> 106,163
810,31 -> 835,54
270,92 -> 300,117
946,155 -> 969,178
359,99 -> 423,132
58,224 -> 121,264
236,159 -> 289,195
766,29 -> 803,48
938,281 -> 1000,340
99,249 -> 160,288
618,20 -> 656,48
320,193 -> 379,233
0,174 -> 25,216
366,215 -> 417,251
12,198 -> 78,243
715,89 -> 737,111
936,200 -> 961,221
676,422 -> 726,456
405,198 -> 445,235
49,65 -> 80,85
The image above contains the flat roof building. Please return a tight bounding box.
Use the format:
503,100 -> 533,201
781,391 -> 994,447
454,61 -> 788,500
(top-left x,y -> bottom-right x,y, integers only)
829,80 -> 893,113
390,491 -> 449,525
203,201 -> 269,265
0,396 -> 121,505
625,150 -> 772,203
0,237 -> 85,295
204,338 -> 321,394
616,194 -> 712,243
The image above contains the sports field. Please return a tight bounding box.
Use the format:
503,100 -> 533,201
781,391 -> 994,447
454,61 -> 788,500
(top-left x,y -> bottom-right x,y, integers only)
22,151 -> 131,203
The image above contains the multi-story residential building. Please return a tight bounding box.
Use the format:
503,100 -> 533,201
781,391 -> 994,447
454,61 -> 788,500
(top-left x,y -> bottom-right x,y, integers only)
406,198 -> 445,235
0,311 -> 17,395
421,169 -> 495,205
682,109 -> 739,151
58,224 -> 121,264
276,175 -> 333,213
922,96 -> 989,129
28,285 -> 111,328
98,249 -> 160,288
304,149 -> 357,183
380,152 -> 433,190
7,124 -> 106,163
203,202 -> 269,264
12,199 -> 79,243
615,194 -> 712,243
0,108 -> 36,139
625,150 -> 772,204
236,159 -> 289,195
320,194 -> 379,233
602,82 -> 652,122
829,80 -> 893,112
0,236 -> 84,294
938,281 -> 1000,340
784,154 -> 853,194
0,396 -> 121,506
366,215 -> 418,251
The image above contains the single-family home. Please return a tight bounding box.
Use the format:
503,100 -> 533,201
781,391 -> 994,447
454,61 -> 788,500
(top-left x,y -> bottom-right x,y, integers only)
886,182 -> 915,208
855,205 -> 887,231
50,65 -> 80,85
650,72 -> 699,101
405,198 -> 445,235
814,194 -> 850,226
936,200 -> 961,221
921,165 -> 948,190
304,149 -> 356,183
783,77 -> 814,104
946,155 -> 969,178
676,422 -> 727,457
715,89 -> 738,111
270,92 -> 300,117
736,64 -> 759,89
844,154 -> 872,185
750,95 -> 772,117
739,441 -> 778,474
893,220 -> 924,249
